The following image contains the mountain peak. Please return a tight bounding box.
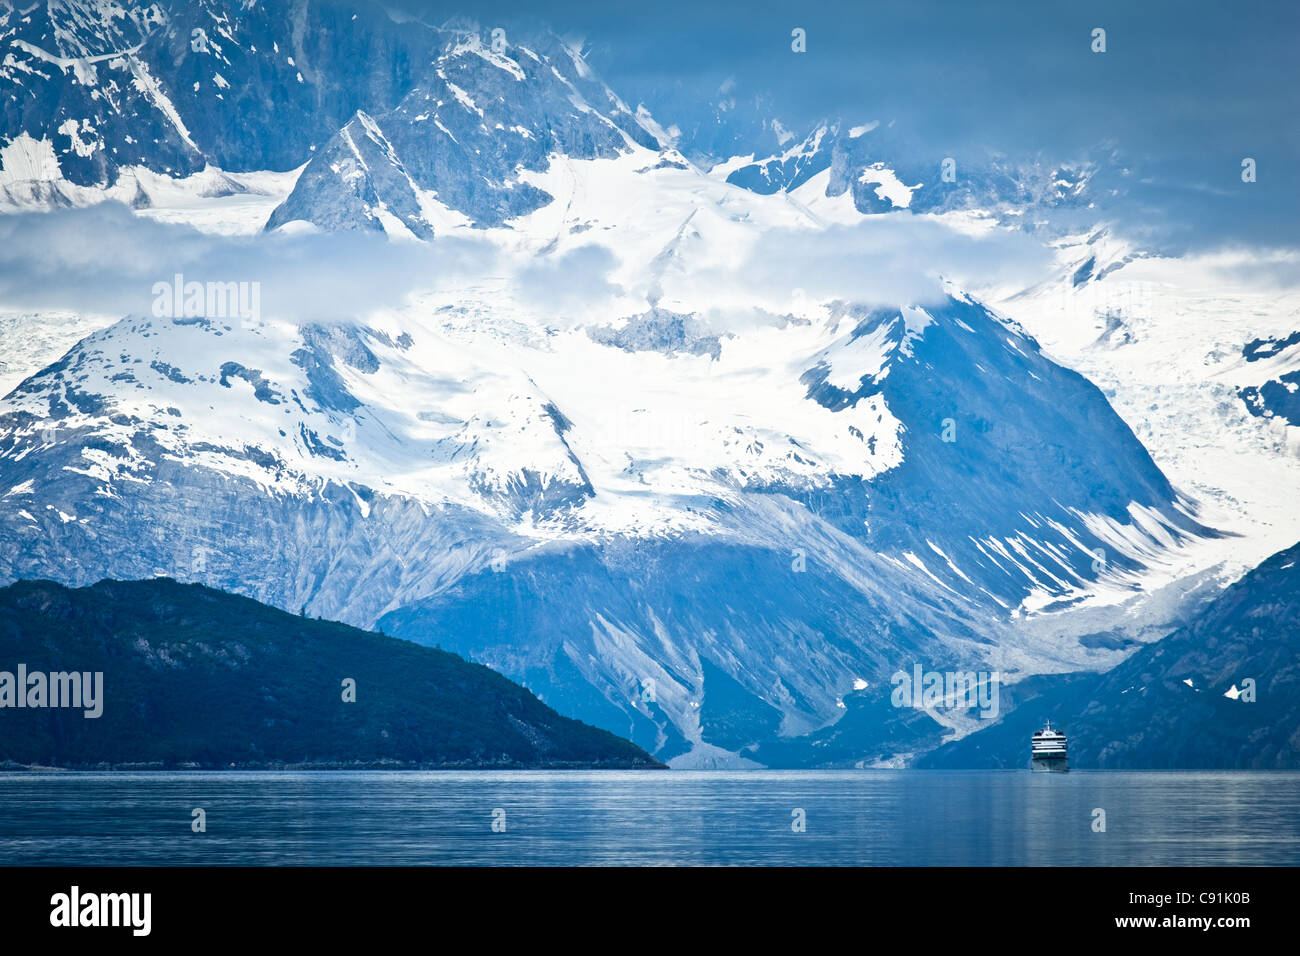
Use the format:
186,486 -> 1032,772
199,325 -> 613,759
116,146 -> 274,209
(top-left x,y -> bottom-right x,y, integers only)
264,18 -> 667,234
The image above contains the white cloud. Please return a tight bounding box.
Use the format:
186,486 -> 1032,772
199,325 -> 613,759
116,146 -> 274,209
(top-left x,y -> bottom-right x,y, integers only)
658,215 -> 1054,318
0,202 -> 498,322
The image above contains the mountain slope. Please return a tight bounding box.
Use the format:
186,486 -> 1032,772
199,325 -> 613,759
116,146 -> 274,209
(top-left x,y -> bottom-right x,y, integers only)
0,0 -> 442,193
0,0 -> 200,192
920,540 -> 1300,769
0,265 -> 1218,764
0,576 -> 660,768
724,120 -> 1098,225
0,3 -> 1254,769
265,28 -> 664,235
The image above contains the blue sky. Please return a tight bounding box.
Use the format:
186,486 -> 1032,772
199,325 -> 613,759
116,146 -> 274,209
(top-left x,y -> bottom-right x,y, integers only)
397,0 -> 1299,252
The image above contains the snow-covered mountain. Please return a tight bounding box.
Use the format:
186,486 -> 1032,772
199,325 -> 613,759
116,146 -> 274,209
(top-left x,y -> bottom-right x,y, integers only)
0,280 -> 1215,763
715,118 -> 1101,227
920,537 -> 1300,769
1,0 -> 1295,767
993,230 -> 1300,583
0,0 -> 437,193
266,29 -> 664,235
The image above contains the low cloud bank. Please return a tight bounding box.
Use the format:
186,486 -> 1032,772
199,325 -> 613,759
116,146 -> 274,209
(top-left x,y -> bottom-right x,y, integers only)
0,202 -> 1061,331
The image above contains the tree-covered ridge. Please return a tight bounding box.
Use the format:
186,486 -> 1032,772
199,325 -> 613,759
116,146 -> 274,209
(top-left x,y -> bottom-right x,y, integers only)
0,577 -> 662,769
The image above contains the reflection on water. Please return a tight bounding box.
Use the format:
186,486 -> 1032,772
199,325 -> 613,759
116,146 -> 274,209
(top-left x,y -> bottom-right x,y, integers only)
1,770 -> 1297,866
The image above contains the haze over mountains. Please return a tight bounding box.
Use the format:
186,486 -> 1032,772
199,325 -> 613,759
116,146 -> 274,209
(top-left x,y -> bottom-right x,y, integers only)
1,0 -> 1296,767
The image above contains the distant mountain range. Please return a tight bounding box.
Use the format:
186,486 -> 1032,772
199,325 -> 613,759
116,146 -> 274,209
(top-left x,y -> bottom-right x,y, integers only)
0,576 -> 661,769
0,0 -> 1295,770
0,0 -> 1110,232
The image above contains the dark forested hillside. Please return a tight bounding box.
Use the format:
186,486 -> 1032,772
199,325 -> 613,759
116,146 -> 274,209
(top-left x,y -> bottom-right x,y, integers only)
0,577 -> 661,769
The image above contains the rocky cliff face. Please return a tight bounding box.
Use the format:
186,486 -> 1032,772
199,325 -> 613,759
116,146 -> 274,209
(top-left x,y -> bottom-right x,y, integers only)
1,0 -> 440,188
266,29 -> 663,235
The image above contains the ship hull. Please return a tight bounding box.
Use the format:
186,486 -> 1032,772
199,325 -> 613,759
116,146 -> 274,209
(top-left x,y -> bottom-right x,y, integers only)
1031,756 -> 1069,772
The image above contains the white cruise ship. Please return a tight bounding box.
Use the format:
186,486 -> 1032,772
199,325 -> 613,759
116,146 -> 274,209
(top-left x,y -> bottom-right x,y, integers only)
1030,720 -> 1069,772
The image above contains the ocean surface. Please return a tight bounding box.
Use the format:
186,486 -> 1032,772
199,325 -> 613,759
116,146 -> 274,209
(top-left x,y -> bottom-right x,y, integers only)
2,770 -> 1297,866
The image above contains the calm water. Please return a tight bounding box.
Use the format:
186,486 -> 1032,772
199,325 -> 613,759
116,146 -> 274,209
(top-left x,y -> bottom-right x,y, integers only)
1,770 -> 1297,866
